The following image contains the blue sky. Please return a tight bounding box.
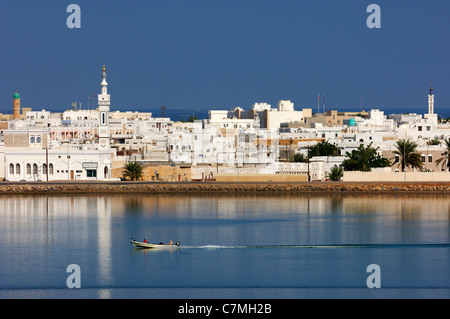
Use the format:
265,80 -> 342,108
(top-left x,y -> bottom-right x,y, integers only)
1,0 -> 450,117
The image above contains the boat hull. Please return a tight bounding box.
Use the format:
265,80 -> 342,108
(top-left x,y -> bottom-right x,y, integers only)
131,240 -> 180,249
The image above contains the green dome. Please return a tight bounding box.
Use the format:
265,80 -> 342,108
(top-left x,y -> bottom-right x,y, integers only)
13,92 -> 20,99
348,118 -> 356,126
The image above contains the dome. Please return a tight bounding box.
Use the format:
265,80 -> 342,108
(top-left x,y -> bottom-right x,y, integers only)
13,91 -> 20,99
348,118 -> 356,126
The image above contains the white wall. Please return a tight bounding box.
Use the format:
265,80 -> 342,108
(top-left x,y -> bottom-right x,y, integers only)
343,170 -> 450,182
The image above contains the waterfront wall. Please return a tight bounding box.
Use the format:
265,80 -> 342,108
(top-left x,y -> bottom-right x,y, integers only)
1,181 -> 450,194
215,174 -> 308,182
343,171 -> 450,182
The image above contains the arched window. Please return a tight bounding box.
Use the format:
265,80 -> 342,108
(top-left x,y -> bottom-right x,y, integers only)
27,164 -> 31,175
43,163 -> 47,175
49,164 -> 54,175
30,136 -> 35,144
33,164 -> 38,175
36,136 -> 41,143
9,164 -> 14,175
16,164 -> 20,175
104,166 -> 108,178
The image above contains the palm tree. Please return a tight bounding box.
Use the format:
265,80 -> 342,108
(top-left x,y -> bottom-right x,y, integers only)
392,139 -> 423,172
290,153 -> 308,163
328,165 -> 343,181
122,161 -> 144,181
435,138 -> 450,172
427,138 -> 440,146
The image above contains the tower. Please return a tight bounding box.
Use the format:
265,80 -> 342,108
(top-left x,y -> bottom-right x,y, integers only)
428,83 -> 434,115
98,64 -> 110,150
13,90 -> 21,120
425,83 -> 438,124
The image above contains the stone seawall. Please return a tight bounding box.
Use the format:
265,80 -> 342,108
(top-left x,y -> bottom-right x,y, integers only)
1,182 -> 450,194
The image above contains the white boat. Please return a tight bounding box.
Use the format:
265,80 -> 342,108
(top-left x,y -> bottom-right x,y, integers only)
130,238 -> 180,249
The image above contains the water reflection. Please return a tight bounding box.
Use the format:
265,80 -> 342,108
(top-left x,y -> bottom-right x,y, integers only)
97,197 -> 112,286
0,193 -> 449,296
1,193 -> 448,248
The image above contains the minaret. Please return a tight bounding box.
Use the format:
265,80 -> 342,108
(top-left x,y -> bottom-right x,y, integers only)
98,64 -> 110,150
428,83 -> 434,115
13,90 -> 21,120
425,83 -> 438,124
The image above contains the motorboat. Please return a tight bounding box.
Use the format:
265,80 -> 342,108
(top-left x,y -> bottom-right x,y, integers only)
130,238 -> 180,249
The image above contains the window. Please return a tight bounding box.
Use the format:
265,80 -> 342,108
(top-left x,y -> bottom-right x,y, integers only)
421,155 -> 426,163
33,164 -> 38,175
86,169 -> 97,178
418,126 -> 422,131
16,164 -> 20,175
9,164 -> 14,175
43,163 -> 47,175
426,126 -> 431,131
30,136 -> 35,144
36,136 -> 41,143
428,155 -> 433,163
49,164 -> 54,175
27,164 -> 31,175
394,155 -> 400,163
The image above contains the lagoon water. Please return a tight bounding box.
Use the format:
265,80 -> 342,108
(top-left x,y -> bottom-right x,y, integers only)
0,193 -> 449,299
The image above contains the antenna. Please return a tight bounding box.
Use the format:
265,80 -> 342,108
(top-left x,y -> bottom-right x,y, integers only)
161,105 -> 167,118
323,94 -> 326,114
317,94 -> 320,114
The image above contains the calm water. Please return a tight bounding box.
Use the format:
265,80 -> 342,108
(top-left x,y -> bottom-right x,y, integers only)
0,193 -> 449,299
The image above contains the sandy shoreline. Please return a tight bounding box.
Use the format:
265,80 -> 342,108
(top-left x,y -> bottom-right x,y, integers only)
1,181 -> 450,194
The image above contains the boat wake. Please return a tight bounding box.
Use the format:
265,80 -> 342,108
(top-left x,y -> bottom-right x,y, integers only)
181,243 -> 450,249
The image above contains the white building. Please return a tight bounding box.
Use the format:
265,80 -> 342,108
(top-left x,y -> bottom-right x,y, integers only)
1,65 -> 116,181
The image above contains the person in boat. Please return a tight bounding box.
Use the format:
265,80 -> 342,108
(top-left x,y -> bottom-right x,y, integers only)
143,239 -> 148,243
169,240 -> 173,245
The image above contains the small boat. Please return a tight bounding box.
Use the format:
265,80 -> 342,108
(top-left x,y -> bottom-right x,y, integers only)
130,238 -> 180,249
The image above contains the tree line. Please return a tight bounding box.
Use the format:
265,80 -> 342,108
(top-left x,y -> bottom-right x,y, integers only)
291,138 -> 450,181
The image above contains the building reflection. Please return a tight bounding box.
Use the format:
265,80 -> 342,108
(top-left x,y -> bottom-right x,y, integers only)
0,193 -> 449,285
0,195 -> 113,288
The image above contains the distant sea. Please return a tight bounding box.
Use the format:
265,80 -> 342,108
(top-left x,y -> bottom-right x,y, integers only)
4,105 -> 448,121
126,107 -> 450,120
